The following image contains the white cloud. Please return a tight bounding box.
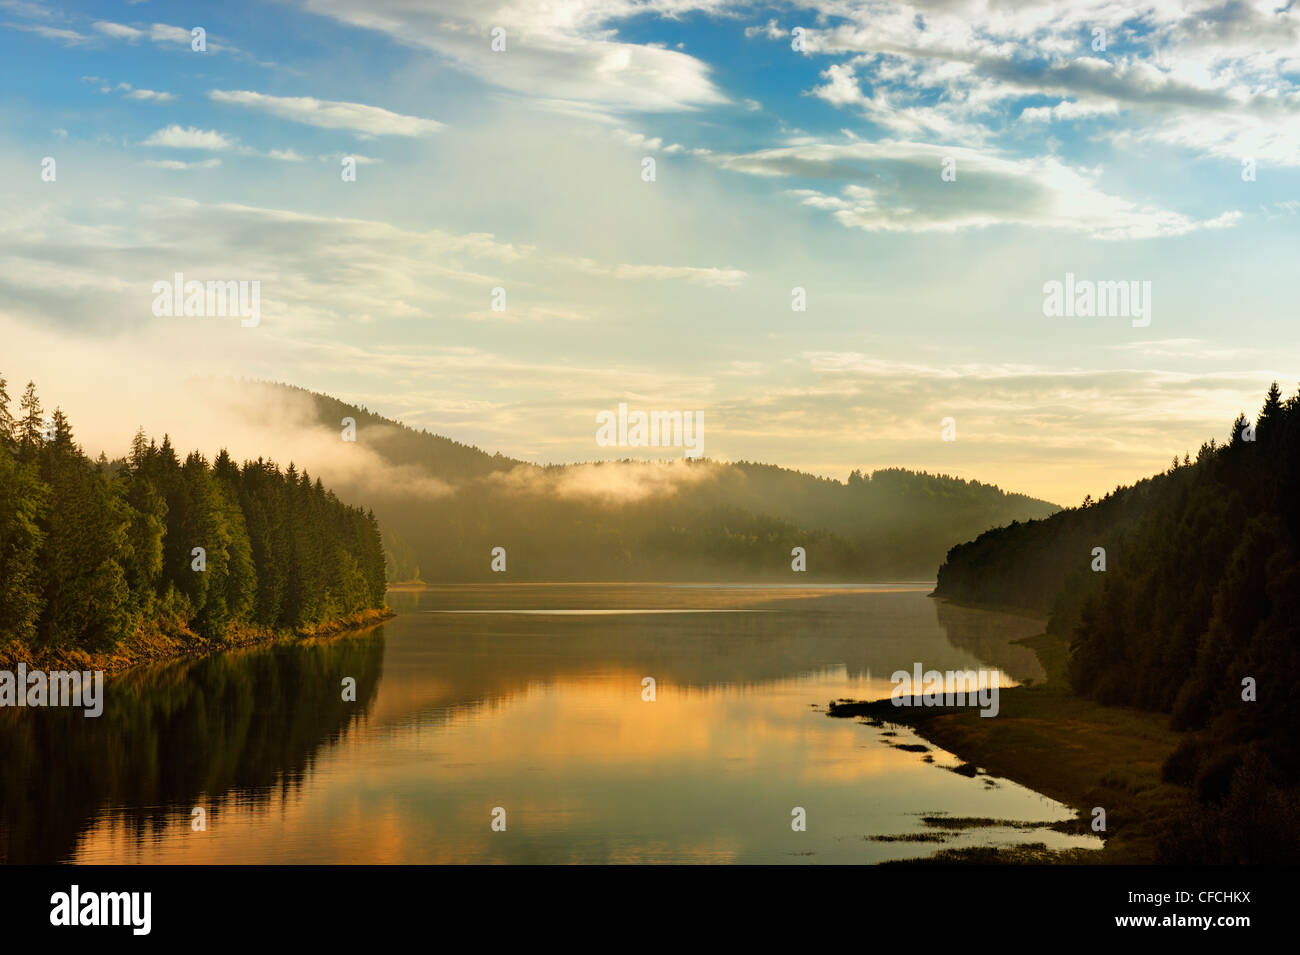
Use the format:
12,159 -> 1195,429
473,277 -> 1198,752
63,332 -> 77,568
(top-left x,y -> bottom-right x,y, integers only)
720,140 -> 1241,239
1138,109 -> 1300,166
557,255 -> 748,286
466,304 -> 591,323
141,125 -> 235,150
1020,100 -> 1119,122
292,0 -> 731,115
3,21 -> 89,45
0,196 -> 535,336
149,23 -> 192,44
125,88 -> 176,102
92,20 -> 143,40
614,129 -> 663,151
210,89 -> 444,137
0,1 -> 57,17
770,0 -> 1300,163
142,158 -> 222,170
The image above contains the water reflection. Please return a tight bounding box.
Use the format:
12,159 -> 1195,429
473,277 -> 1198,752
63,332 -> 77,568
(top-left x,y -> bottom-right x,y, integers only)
0,635 -> 383,864
0,585 -> 1097,864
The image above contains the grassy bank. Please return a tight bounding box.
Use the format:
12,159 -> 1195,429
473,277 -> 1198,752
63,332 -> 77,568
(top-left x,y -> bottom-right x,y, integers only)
829,618 -> 1196,863
0,606 -> 395,674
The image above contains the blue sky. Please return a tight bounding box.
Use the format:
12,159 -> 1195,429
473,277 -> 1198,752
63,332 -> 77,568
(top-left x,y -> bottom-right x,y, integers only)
2,0 -> 1299,504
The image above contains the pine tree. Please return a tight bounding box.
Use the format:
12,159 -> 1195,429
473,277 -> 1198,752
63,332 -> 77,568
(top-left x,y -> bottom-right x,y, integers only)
1258,381 -> 1284,443
33,426 -> 133,650
0,379 -> 386,654
17,381 -> 42,456
0,373 -> 15,446
129,427 -> 150,471
49,408 -> 75,455
0,440 -> 49,643
117,454 -> 167,618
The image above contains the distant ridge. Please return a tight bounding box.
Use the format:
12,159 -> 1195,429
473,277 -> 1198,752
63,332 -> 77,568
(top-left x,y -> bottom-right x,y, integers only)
259,381 -> 1061,582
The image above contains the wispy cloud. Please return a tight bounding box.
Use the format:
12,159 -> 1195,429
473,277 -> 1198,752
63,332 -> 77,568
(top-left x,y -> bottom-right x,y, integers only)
142,158 -> 222,170
209,90 -> 444,137
92,20 -> 143,41
141,125 -> 235,150
720,141 -> 1240,239
126,88 -> 176,102
291,0 -> 730,116
4,21 -> 89,45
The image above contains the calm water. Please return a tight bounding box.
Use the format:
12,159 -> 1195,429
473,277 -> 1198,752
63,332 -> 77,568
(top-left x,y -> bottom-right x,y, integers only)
0,584 -> 1101,864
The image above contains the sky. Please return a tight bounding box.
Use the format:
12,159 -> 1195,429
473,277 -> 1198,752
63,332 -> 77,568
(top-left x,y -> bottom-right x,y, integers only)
1,0 -> 1298,507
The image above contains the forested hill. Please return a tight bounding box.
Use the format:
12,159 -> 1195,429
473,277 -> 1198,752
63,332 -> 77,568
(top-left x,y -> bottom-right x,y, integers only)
268,382 -> 1059,581
278,382 -> 524,483
0,374 -> 387,662
935,383 -> 1300,859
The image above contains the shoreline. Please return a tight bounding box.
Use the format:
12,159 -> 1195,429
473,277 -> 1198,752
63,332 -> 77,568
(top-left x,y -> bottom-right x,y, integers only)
829,606 -> 1196,864
386,579 -> 939,590
0,607 -> 396,675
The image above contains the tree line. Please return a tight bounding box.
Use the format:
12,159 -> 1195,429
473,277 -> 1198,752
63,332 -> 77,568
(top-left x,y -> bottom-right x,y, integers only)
935,382 -> 1300,861
0,373 -> 386,655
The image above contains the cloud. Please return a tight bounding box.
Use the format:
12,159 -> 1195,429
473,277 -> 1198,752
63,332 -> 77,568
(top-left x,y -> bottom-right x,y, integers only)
126,88 -> 176,102
1105,339 -> 1262,361
141,125 -> 235,150
612,264 -> 747,285
92,20 -> 143,40
1019,100 -> 1119,122
0,196 -> 533,335
3,21 -> 89,45
558,256 -> 748,286
291,0 -> 730,115
142,158 -> 222,170
1136,109 -> 1300,166
0,191 -> 750,344
765,0 -> 1300,163
780,349 -> 1285,463
0,0 -> 57,17
614,129 -> 663,151
148,23 -> 193,44
209,89 -> 444,136
82,76 -> 177,102
718,140 -> 1240,239
466,304 -> 591,323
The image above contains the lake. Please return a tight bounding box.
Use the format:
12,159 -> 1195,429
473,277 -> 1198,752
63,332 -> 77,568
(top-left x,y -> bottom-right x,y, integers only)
0,584 -> 1102,864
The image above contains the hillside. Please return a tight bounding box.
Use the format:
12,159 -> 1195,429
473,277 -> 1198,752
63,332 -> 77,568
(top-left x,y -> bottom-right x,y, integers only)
934,383 -> 1300,862
270,382 -> 1060,582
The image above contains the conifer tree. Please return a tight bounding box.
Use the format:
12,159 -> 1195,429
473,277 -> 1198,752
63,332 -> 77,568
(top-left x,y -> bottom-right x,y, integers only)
0,377 -> 387,652
17,381 -> 42,456
0,373 -> 15,446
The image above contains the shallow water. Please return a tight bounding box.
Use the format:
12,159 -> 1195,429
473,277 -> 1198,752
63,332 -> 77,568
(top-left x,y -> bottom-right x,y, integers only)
0,584 -> 1101,863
